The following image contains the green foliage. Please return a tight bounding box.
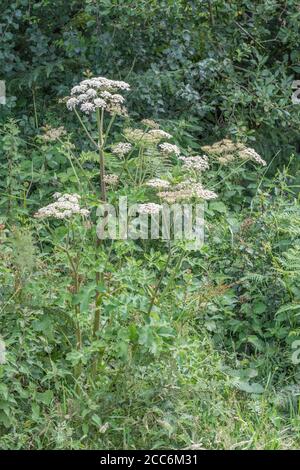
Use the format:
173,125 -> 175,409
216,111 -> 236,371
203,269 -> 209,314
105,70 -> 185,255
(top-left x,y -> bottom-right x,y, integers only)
1,0 -> 300,451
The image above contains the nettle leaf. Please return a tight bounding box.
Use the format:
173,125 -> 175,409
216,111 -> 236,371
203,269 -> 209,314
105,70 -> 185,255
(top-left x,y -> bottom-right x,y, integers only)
128,323 -> 139,342
36,390 -> 53,406
66,350 -> 85,366
209,201 -> 227,213
246,335 -> 265,352
0,410 -> 12,428
72,283 -> 97,312
232,379 -> 264,394
117,341 -> 129,360
138,326 -> 159,355
32,315 -> 54,340
80,284 -> 97,312
31,402 -> 40,421
253,302 -> 267,315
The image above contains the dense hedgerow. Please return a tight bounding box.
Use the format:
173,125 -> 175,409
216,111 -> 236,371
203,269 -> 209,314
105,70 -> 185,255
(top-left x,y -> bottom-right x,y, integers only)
1,1 -> 300,164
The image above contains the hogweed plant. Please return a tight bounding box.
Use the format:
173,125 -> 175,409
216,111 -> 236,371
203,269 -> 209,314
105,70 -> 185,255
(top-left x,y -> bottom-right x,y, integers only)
34,193 -> 90,376
32,76 -> 268,383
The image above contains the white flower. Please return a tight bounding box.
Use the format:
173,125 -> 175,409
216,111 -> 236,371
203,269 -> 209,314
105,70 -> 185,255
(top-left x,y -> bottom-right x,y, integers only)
71,84 -> 87,95
104,174 -> 119,185
107,93 -> 125,104
80,79 -> 94,87
86,88 -> 98,98
148,129 -> 172,140
107,103 -> 128,117
94,98 -> 107,109
66,76 -> 130,115
145,178 -> 171,189
179,155 -> 209,172
124,128 -> 171,145
141,119 -> 159,129
81,77 -> 130,92
41,126 -> 66,142
124,128 -> 146,143
239,147 -> 267,166
77,93 -> 89,103
100,91 -> 113,100
66,97 -> 78,110
159,143 -> 180,156
111,142 -> 132,157
158,182 -> 217,202
80,209 -> 90,217
80,102 -> 95,114
202,139 -> 267,166
34,194 -> 89,220
113,94 -> 125,104
138,203 -> 162,215
112,80 -> 131,91
194,187 -> 218,200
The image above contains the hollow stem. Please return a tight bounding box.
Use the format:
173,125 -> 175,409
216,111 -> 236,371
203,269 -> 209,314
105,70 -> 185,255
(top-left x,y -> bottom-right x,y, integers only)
96,107 -> 107,201
74,109 -> 98,150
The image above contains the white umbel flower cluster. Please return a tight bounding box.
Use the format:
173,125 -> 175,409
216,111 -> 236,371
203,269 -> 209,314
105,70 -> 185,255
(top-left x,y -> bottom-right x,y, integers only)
104,174 -> 119,186
41,125 -> 66,142
66,76 -> 130,116
147,129 -> 172,141
66,97 -> 78,110
111,142 -> 132,157
202,139 -> 267,166
145,178 -> 171,189
80,102 -> 96,114
141,119 -> 159,129
138,203 -> 162,215
124,128 -> 174,146
179,155 -> 209,172
159,143 -> 181,156
34,193 -> 90,220
124,128 -> 147,143
239,147 -> 267,166
158,181 -> 217,203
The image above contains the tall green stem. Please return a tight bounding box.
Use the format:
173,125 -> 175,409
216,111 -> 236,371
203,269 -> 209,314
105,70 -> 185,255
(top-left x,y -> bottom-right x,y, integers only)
103,113 -> 116,147
96,108 -> 107,201
93,108 -> 107,349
